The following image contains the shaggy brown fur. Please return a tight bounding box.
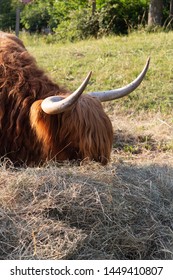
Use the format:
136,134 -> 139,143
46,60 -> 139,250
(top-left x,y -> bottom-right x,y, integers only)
0,32 -> 113,166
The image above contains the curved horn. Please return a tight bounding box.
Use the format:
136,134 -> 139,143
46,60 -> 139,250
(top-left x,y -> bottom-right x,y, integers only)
88,57 -> 150,102
41,71 -> 92,114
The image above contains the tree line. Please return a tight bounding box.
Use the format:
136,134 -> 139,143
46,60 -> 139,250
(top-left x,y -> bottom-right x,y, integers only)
0,0 -> 172,41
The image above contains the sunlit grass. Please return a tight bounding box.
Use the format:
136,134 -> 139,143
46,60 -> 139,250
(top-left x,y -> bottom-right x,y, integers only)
20,31 -> 173,113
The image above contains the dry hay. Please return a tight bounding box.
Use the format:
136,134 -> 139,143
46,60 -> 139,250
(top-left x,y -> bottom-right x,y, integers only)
1,112 -> 173,260
0,154 -> 173,260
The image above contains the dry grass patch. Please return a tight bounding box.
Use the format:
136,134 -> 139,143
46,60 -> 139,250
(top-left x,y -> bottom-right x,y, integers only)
110,110 -> 173,156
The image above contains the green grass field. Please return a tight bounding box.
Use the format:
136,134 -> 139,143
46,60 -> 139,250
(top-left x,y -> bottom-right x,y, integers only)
1,31 -> 173,260
22,31 -> 173,113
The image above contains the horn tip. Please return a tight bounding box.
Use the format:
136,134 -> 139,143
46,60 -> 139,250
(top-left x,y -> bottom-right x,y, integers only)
147,56 -> 151,64
88,71 -> 92,78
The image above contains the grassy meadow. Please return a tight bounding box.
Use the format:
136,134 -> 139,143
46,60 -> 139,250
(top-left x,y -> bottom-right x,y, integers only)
1,31 -> 173,259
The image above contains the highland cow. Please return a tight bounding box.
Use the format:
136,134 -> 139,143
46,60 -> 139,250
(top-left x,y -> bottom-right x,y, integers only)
0,32 -> 150,166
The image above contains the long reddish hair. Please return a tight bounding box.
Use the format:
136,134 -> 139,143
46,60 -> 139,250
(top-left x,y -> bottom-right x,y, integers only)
0,32 -> 113,165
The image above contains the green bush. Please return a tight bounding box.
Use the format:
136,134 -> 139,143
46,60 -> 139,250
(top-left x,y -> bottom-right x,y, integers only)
0,0 -> 16,30
20,0 -> 53,32
53,8 -> 99,42
0,0 -> 154,40
97,0 -> 149,35
53,0 -> 149,42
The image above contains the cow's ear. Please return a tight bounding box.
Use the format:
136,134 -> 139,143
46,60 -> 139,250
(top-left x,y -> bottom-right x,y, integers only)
30,100 -> 44,123
29,100 -> 53,155
30,100 -> 49,133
